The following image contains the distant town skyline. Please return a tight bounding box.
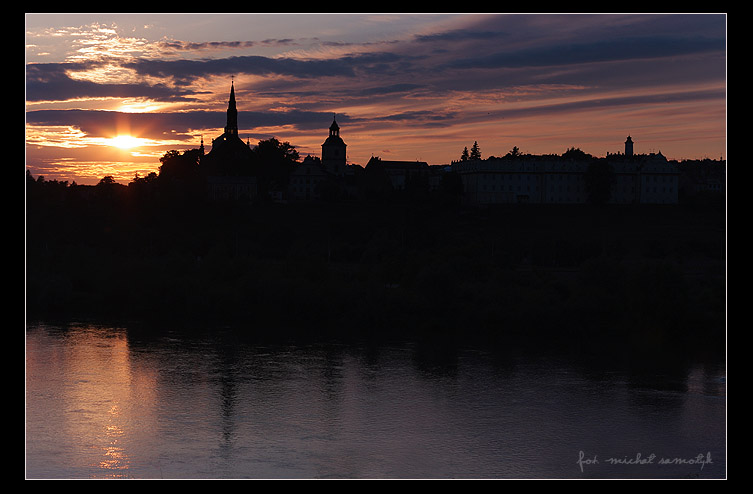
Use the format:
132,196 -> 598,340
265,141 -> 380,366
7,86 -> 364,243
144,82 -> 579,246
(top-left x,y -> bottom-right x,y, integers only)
25,13 -> 727,185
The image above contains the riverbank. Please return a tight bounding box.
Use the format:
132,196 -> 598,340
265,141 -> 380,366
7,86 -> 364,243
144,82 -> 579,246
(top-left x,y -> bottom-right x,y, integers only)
26,198 -> 726,360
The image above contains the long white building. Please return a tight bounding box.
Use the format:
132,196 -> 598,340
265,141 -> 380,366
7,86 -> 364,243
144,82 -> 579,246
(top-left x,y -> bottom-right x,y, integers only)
451,137 -> 679,205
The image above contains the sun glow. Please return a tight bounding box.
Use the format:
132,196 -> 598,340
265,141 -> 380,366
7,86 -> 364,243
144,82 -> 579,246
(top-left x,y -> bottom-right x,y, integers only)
110,135 -> 144,149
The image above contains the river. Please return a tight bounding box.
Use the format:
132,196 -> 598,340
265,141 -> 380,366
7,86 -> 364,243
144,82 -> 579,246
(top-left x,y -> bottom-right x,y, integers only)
25,322 -> 726,479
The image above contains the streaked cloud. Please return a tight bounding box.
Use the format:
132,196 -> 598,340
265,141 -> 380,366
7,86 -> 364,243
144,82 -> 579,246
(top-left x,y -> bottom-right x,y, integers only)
26,62 -> 199,102
26,107 -> 342,140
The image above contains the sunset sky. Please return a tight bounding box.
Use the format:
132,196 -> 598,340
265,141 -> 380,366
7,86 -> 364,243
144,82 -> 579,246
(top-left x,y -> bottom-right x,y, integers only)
25,13 -> 727,185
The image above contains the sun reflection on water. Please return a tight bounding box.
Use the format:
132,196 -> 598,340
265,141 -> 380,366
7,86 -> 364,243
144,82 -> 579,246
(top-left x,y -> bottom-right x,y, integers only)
96,405 -> 131,478
24,325 -> 152,479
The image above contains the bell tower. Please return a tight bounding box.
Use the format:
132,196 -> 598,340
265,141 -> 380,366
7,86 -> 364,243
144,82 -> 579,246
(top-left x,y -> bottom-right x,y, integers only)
322,115 -> 347,176
625,135 -> 634,157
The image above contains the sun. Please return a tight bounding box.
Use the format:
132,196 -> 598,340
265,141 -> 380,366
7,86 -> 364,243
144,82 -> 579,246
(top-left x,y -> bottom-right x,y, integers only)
110,135 -> 143,149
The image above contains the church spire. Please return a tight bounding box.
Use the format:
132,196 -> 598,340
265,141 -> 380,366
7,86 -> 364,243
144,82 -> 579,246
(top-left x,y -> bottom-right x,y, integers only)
225,80 -> 238,136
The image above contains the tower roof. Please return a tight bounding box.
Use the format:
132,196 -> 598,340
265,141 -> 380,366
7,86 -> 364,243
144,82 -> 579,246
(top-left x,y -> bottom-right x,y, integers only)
224,80 -> 238,136
323,114 -> 345,147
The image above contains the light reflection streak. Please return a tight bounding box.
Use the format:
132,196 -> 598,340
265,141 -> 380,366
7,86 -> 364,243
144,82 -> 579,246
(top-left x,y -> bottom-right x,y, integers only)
96,406 -> 130,478
43,326 -> 146,479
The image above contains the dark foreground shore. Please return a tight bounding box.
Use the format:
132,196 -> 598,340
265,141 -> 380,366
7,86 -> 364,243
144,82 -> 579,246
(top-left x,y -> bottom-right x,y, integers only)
26,189 -> 726,361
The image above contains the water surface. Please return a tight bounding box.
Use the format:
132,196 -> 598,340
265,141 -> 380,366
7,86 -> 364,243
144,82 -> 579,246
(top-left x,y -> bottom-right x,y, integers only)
25,323 -> 726,479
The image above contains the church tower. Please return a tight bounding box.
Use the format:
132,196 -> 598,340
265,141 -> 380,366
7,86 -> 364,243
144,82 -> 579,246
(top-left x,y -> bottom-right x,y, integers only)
322,115 -> 347,176
625,135 -> 634,157
203,80 -> 254,175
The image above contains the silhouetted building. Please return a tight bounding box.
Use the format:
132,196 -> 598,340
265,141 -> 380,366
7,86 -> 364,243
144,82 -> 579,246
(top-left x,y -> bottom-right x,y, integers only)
365,157 -> 429,191
201,81 -> 257,200
287,118 -> 363,201
207,175 -> 257,201
322,115 -> 347,176
193,85 -> 684,207
289,155 -> 330,201
452,137 -> 679,205
678,159 -> 726,197
201,81 -> 255,175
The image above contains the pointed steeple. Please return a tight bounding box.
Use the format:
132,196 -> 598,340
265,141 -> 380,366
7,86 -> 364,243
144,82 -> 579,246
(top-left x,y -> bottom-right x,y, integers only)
225,80 -> 238,136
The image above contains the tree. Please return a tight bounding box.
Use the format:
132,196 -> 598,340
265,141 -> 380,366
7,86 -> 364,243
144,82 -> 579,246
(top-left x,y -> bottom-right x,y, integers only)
505,146 -> 521,159
460,147 -> 469,161
158,149 -> 200,182
562,147 -> 592,160
156,149 -> 204,203
130,171 -> 158,185
253,137 -> 300,189
253,137 -> 300,164
470,141 -> 481,160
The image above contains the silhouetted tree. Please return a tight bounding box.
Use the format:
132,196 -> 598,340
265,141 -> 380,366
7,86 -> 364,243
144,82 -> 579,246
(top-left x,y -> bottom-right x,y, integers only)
562,147 -> 592,160
253,137 -> 300,190
460,147 -> 469,161
158,149 -> 200,182
127,172 -> 160,207
254,137 -> 299,163
156,149 -> 204,204
98,175 -> 116,186
504,146 -> 521,159
130,171 -> 158,186
470,141 -> 481,160
95,175 -> 118,200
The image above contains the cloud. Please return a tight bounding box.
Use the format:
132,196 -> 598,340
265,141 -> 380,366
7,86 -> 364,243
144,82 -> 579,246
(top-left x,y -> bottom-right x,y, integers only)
25,62 -> 199,102
35,16 -> 727,108
443,34 -> 726,71
355,83 -> 426,97
156,40 -> 259,52
155,38 -> 304,53
413,28 -> 510,44
25,108 -> 345,140
123,54 -> 362,84
489,87 -> 727,121
365,109 -> 457,126
26,109 -> 200,140
26,47 -> 419,102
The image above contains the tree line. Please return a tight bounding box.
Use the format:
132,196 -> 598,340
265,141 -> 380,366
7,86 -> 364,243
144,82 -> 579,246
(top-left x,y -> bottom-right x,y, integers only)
26,135 -> 725,361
